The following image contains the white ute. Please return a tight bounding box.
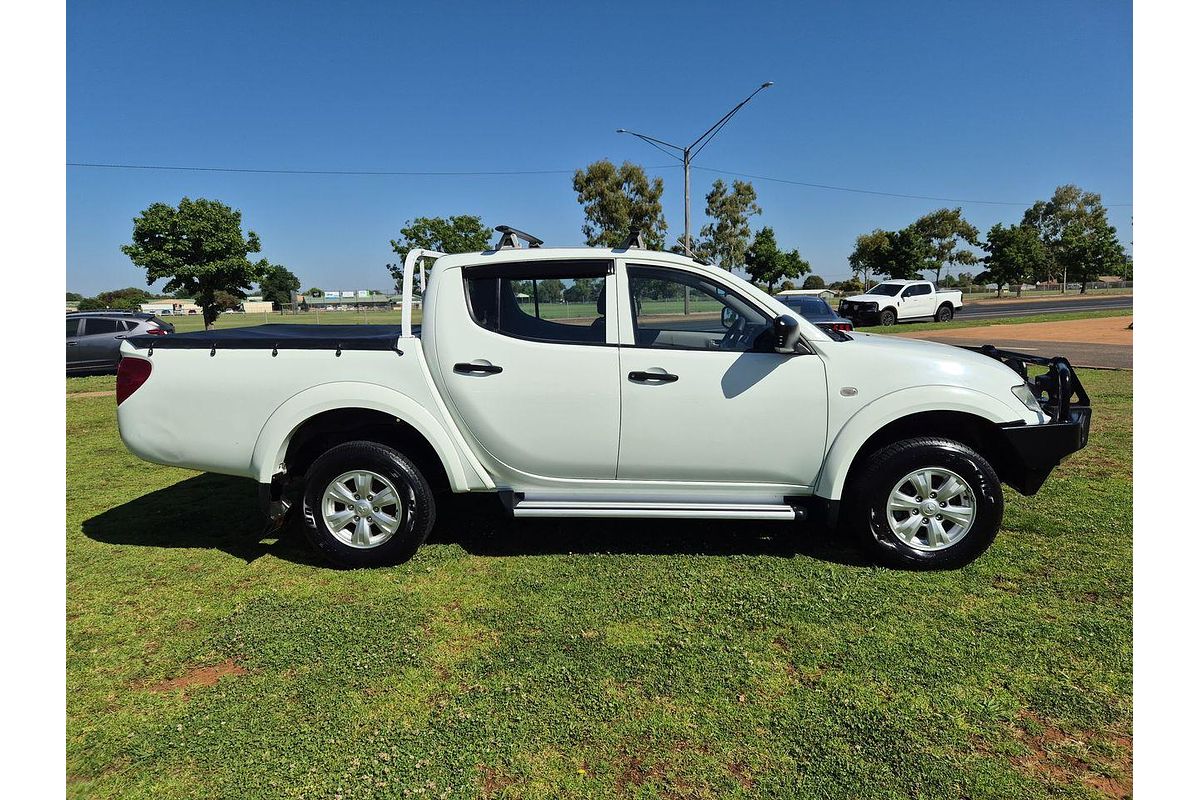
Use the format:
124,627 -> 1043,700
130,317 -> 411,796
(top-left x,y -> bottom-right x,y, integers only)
116,226 -> 1090,569
838,279 -> 963,326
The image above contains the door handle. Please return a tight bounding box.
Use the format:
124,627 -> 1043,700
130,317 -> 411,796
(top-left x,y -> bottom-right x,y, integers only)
628,370 -> 678,383
454,362 -> 503,375
67,341 -> 78,347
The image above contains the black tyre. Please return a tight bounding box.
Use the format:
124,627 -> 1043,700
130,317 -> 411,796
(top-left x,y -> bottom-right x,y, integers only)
845,437 -> 1003,569
300,440 -> 436,568
936,303 -> 954,322
878,308 -> 897,326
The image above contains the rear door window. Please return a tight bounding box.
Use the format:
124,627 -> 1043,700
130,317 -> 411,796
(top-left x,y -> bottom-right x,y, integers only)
66,318 -> 80,337
464,260 -> 611,345
82,318 -> 122,336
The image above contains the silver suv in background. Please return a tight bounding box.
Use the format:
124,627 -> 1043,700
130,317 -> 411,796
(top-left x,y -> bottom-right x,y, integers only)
66,311 -> 174,374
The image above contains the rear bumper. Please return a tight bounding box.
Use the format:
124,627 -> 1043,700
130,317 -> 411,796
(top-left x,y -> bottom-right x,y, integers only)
997,408 -> 1092,494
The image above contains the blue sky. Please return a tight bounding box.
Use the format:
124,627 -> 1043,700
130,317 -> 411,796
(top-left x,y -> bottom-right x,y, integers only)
67,0 -> 1131,295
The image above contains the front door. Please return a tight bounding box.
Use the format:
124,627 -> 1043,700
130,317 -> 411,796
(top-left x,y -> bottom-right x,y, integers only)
900,283 -> 935,318
433,259 -> 621,480
615,263 -> 828,487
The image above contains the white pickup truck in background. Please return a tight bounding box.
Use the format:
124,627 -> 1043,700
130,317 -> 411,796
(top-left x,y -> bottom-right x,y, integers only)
838,280 -> 964,326
115,227 -> 1089,570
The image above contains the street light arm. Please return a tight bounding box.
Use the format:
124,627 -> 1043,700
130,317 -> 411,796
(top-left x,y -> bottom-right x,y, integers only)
616,129 -> 685,153
687,81 -> 773,157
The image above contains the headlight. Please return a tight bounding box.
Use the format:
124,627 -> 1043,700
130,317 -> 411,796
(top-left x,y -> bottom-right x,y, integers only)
864,302 -> 877,311
1011,383 -> 1043,413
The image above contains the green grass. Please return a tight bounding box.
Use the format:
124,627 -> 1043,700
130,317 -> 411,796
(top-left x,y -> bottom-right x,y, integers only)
859,308 -> 1131,335
66,370 -> 1131,798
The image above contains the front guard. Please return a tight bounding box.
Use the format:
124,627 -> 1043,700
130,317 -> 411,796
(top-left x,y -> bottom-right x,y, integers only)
968,345 -> 1093,495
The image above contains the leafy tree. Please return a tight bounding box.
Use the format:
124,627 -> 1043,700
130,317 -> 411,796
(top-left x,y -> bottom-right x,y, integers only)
778,280 -> 797,292
744,226 -> 810,291
912,207 -> 980,286
830,277 -> 864,293
1022,185 -> 1124,293
982,223 -> 1046,297
535,278 -> 565,304
563,278 -> 603,304
212,290 -> 243,312
387,215 -> 493,292
848,229 -> 890,289
258,264 -> 301,310
66,292 -> 82,302
572,160 -> 668,250
121,197 -> 269,329
883,226 -> 937,280
698,179 -> 761,269
803,274 -> 826,289
305,287 -> 323,298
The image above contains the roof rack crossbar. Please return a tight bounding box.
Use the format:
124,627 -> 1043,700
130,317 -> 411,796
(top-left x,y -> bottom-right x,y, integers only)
494,225 -> 543,250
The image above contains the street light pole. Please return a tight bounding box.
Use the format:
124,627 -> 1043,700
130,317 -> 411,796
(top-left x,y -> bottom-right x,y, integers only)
618,81 -> 773,258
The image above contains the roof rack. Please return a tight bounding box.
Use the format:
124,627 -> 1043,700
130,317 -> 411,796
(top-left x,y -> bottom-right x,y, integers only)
494,225 -> 543,250
67,308 -> 153,315
617,226 -> 645,250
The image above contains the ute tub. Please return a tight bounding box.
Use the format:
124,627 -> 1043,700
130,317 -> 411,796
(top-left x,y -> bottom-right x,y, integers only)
127,324 -> 405,353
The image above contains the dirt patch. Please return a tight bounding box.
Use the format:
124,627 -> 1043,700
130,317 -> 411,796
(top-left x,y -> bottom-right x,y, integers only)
145,658 -> 246,693
901,315 -> 1132,345
1008,710 -> 1131,799
478,765 -> 516,797
67,390 -> 116,399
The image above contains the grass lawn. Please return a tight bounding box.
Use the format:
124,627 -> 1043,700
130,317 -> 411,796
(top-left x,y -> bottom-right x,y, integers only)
66,370 -> 1131,799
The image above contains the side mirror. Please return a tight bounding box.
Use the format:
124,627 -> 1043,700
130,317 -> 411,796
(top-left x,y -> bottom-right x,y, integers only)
771,314 -> 804,354
721,306 -> 737,329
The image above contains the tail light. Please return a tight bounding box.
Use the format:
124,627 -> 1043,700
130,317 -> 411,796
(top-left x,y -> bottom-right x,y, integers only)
823,321 -> 854,332
143,326 -> 168,335
116,357 -> 152,404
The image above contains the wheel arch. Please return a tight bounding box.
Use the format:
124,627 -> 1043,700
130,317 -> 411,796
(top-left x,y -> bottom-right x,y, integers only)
816,386 -> 1023,500
251,382 -> 485,491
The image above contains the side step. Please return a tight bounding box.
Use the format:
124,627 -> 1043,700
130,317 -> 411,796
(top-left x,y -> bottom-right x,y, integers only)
504,495 -> 802,521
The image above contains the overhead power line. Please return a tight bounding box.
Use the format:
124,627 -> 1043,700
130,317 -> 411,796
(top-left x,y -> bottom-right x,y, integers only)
66,161 -> 1132,208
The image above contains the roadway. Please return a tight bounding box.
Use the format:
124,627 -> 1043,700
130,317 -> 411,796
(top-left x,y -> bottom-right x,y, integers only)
955,294 -> 1132,319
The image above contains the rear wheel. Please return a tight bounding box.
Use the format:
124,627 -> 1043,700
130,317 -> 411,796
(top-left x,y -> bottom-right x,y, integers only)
300,441 -> 435,568
845,437 -> 1003,569
878,308 -> 897,326
936,303 -> 954,322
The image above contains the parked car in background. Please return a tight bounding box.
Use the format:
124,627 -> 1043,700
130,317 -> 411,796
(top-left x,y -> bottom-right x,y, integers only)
776,293 -> 853,333
66,311 -> 173,374
117,229 -> 1091,570
839,280 -> 964,326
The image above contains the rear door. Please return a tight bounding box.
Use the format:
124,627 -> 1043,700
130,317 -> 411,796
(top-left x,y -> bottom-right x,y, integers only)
433,259 -> 622,480
900,283 -> 935,319
75,317 -> 126,369
615,262 -> 828,487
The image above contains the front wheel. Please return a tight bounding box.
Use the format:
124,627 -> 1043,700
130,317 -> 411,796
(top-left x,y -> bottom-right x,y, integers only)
936,303 -> 954,322
878,308 -> 897,326
300,441 -> 436,568
845,437 -> 1003,569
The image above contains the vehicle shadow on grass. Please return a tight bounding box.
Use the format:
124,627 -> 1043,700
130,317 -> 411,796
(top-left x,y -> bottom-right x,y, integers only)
81,474 -> 868,568
80,473 -> 325,567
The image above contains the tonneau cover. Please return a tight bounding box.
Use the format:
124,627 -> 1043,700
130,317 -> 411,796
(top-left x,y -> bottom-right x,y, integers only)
127,324 -> 404,352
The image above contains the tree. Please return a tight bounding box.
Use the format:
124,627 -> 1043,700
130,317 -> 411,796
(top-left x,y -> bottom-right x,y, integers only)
913,207 -> 980,286
563,277 -> 603,304
211,290 -> 243,312
698,179 -> 761,269
982,223 -> 1046,297
387,215 -> 493,293
572,160 -> 668,250
66,292 -> 82,302
122,197 -> 269,329
258,264 -> 301,310
744,227 -> 810,292
305,287 -> 323,298
848,229 -> 890,289
535,278 -> 565,304
883,226 -> 937,280
803,274 -> 826,289
77,287 -> 153,310
1022,185 -> 1123,293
